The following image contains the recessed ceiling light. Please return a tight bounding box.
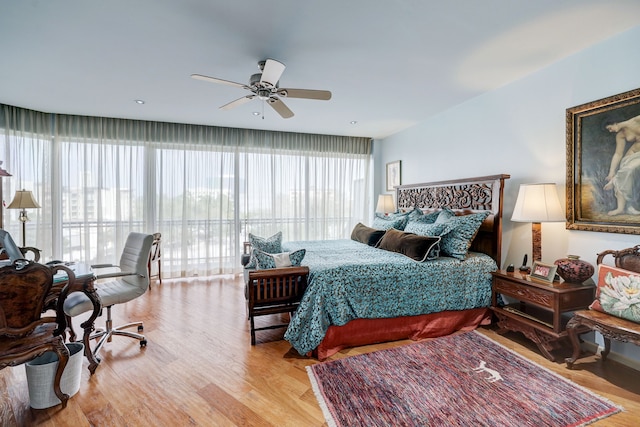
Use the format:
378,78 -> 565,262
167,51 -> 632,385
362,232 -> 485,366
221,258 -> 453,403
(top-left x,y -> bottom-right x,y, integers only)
350,121 -> 357,125
252,111 -> 260,116
134,99 -> 145,104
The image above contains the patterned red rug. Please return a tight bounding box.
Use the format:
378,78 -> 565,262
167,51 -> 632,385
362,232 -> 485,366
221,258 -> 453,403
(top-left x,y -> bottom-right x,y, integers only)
307,331 -> 621,427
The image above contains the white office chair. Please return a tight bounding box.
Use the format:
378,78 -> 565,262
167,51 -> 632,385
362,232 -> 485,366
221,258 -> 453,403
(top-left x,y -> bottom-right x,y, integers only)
63,232 -> 154,357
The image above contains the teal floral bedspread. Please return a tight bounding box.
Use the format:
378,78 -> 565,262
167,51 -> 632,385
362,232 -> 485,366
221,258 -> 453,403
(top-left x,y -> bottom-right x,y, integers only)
282,239 -> 497,355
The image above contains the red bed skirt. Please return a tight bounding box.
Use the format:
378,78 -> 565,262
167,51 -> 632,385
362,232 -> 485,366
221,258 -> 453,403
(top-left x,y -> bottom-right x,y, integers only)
312,308 -> 492,360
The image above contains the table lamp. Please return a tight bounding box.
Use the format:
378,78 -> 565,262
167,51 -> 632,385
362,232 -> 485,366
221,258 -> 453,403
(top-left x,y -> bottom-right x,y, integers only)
376,194 -> 396,215
511,183 -> 564,262
7,189 -> 41,246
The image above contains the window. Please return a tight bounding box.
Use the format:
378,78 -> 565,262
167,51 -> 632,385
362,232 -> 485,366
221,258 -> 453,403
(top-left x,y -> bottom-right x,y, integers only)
1,105 -> 372,277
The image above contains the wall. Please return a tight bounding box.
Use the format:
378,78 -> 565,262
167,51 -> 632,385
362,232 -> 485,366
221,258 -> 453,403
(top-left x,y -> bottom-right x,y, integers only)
377,26 -> 640,364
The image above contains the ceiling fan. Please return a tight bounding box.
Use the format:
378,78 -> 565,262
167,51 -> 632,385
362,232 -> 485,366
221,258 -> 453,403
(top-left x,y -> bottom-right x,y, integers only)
191,59 -> 331,119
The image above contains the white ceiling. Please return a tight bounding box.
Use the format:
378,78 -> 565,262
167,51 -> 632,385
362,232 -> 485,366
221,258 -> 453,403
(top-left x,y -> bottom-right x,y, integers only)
2,1 -> 640,139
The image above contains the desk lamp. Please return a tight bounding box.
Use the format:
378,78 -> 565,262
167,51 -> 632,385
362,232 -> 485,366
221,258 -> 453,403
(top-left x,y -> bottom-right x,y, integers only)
511,183 -> 564,262
7,189 -> 41,246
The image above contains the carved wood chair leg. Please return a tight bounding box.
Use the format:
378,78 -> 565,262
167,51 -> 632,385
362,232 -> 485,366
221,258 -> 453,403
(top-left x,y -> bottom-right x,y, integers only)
601,337 -> 611,361
565,319 -> 582,368
66,314 -> 77,342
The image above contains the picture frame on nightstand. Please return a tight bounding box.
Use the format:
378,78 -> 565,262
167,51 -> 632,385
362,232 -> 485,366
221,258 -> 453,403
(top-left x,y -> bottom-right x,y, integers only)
530,261 -> 557,283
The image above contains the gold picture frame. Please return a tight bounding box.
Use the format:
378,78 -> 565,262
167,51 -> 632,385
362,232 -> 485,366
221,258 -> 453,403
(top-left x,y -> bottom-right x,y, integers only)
530,261 -> 557,283
386,160 -> 401,191
566,87 -> 640,234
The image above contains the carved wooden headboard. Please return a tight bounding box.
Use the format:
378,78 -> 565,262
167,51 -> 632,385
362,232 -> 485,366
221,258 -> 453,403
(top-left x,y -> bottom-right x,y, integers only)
395,174 -> 510,267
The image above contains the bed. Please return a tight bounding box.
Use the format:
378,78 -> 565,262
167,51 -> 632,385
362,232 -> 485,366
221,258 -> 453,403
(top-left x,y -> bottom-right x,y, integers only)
281,174 -> 510,358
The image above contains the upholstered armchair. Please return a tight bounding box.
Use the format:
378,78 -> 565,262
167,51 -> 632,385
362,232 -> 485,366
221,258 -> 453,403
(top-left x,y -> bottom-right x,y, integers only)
565,245 -> 640,368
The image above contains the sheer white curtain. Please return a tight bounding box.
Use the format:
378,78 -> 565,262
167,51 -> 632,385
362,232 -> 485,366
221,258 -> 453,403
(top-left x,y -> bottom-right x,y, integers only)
0,107 -> 52,251
1,104 -> 372,277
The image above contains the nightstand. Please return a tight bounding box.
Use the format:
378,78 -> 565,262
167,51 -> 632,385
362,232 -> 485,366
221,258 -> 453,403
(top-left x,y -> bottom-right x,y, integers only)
491,270 -> 595,362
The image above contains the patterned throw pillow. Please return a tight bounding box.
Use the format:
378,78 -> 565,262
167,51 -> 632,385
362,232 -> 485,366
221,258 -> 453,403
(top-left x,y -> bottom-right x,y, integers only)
374,211 -> 404,220
404,221 -> 451,237
434,207 -> 456,224
254,248 -> 306,269
411,210 -> 441,224
405,208 -> 424,221
245,232 -> 283,268
589,264 -> 640,323
437,211 -> 489,260
371,215 -> 409,231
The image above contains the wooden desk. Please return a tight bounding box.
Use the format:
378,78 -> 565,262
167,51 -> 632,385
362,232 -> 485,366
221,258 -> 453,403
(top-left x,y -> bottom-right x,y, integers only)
53,263 -> 102,375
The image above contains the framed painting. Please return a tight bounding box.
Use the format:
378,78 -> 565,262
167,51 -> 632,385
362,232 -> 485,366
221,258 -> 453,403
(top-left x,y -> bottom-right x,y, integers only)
386,160 -> 401,191
566,87 -> 640,234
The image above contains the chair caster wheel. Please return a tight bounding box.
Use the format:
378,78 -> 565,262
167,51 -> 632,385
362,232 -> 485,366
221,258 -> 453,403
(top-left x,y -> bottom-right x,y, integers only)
138,325 -> 143,332
140,340 -> 147,347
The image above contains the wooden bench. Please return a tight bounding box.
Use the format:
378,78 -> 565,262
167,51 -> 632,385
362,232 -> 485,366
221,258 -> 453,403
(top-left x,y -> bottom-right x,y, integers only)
565,245 -> 640,368
245,266 -> 309,345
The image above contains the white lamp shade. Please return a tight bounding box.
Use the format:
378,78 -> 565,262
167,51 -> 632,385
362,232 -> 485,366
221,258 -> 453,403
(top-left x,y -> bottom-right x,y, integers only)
511,183 -> 564,223
376,194 -> 396,214
7,190 -> 41,209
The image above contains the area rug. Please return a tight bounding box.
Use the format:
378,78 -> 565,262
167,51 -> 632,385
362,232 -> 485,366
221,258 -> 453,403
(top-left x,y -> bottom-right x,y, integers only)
306,331 -> 622,427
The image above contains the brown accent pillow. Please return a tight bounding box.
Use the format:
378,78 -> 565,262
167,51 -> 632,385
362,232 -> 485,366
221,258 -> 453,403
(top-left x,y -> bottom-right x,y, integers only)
351,222 -> 386,247
377,228 -> 441,262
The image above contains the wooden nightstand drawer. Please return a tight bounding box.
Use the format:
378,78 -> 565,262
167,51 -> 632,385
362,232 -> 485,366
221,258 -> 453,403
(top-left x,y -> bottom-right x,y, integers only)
493,277 -> 553,308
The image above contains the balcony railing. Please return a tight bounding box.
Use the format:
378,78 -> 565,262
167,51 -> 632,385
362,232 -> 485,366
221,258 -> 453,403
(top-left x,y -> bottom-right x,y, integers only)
55,216 -> 353,276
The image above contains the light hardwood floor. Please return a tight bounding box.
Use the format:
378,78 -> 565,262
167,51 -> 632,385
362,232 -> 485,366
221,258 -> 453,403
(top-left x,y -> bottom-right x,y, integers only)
2,274 -> 640,426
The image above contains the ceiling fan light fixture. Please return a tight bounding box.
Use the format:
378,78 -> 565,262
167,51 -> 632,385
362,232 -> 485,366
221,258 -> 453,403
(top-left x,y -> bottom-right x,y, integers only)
257,88 -> 271,100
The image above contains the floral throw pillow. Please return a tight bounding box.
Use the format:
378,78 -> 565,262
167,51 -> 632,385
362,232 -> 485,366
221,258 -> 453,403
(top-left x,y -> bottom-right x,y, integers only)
589,264 -> 640,323
245,232 -> 283,269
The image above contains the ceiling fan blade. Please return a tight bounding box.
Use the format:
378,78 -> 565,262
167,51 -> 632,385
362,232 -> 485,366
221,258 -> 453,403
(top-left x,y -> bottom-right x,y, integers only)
277,88 -> 332,100
191,74 -> 248,89
260,59 -> 286,87
267,97 -> 294,118
220,95 -> 256,110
